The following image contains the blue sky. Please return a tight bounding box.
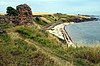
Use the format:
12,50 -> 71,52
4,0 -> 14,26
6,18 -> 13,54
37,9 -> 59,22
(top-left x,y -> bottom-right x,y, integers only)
0,0 -> 100,15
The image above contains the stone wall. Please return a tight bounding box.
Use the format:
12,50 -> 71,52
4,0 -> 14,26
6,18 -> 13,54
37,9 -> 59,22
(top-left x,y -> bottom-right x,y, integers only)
0,15 -> 19,25
0,4 -> 33,25
16,4 -> 33,25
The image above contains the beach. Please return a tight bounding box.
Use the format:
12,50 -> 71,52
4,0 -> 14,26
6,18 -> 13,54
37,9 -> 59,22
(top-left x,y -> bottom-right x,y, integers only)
47,22 -> 76,47
47,22 -> 74,39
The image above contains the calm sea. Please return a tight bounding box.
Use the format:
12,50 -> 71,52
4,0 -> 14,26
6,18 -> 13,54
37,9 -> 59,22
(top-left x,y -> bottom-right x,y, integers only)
65,17 -> 100,46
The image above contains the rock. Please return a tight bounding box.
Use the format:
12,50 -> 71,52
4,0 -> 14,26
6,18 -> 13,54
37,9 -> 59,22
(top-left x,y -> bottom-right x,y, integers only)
16,4 -> 33,25
0,4 -> 33,25
0,16 -> 7,33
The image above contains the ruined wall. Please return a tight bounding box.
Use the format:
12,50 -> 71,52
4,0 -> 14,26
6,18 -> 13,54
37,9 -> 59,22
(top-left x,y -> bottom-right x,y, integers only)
16,4 -> 33,25
0,16 -> 19,25
0,4 -> 33,26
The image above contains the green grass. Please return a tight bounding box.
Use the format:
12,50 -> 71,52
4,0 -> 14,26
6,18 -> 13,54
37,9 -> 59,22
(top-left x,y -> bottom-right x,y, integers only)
43,15 -> 57,22
16,26 -> 59,49
73,47 -> 100,64
0,14 -> 100,66
0,32 -> 11,43
0,33 -> 56,66
16,26 -> 100,66
0,25 -> 100,66
0,33 -> 37,65
33,17 -> 48,26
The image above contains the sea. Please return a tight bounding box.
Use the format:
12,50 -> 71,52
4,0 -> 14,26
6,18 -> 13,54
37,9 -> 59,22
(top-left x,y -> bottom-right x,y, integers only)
65,16 -> 100,46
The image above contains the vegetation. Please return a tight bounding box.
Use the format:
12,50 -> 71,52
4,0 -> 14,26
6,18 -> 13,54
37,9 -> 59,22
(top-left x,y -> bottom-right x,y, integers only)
6,7 -> 18,16
33,13 -> 96,28
16,26 -> 100,66
0,12 -> 99,66
33,17 -> 48,26
0,32 -> 57,66
43,15 -> 57,22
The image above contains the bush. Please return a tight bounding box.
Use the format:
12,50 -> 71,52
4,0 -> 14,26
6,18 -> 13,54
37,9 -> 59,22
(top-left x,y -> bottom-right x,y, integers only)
6,6 -> 18,16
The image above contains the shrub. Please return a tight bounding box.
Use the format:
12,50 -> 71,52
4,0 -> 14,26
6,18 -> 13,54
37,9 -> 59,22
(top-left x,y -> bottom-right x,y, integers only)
6,6 -> 18,16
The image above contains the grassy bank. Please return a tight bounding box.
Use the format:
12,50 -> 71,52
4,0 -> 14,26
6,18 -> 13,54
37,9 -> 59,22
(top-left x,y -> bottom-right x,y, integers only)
0,14 -> 100,66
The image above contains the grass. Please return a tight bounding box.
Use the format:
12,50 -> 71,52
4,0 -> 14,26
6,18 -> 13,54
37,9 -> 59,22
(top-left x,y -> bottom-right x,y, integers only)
16,25 -> 100,66
73,47 -> 100,64
33,17 -> 49,26
0,33 -> 37,65
0,24 -> 59,66
0,32 -> 11,43
0,14 -> 100,66
0,33 -> 57,66
0,26 -> 100,66
16,26 -> 59,48
43,15 -> 57,22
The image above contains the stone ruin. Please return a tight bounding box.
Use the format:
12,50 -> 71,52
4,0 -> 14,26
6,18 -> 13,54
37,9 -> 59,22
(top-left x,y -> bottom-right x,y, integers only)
0,4 -> 33,33
0,4 -> 33,25
16,4 -> 33,25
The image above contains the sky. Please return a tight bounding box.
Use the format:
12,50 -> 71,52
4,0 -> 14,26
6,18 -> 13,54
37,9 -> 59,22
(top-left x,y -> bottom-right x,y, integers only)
0,0 -> 100,15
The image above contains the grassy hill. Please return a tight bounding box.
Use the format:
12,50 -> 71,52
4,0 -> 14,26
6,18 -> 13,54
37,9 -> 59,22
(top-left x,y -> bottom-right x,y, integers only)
33,13 -> 96,27
0,14 -> 100,66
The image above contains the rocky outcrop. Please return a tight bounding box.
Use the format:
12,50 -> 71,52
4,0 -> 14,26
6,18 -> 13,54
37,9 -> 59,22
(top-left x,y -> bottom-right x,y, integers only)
0,15 -> 19,25
16,4 -> 33,25
0,4 -> 33,26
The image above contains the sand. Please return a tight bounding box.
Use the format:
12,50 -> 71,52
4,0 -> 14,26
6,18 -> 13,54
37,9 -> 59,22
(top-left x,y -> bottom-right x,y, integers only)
47,22 -> 77,47
47,22 -> 74,39
32,12 -> 54,15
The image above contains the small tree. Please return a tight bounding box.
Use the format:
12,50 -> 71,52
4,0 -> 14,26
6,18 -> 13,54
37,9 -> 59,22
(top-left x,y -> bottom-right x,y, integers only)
6,6 -> 18,16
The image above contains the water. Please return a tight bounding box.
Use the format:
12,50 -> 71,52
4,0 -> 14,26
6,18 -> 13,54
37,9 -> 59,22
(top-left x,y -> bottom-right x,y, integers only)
65,21 -> 100,46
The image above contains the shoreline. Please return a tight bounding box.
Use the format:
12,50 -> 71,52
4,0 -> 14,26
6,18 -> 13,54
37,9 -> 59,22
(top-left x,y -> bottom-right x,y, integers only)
47,22 -> 76,47
47,22 -> 71,39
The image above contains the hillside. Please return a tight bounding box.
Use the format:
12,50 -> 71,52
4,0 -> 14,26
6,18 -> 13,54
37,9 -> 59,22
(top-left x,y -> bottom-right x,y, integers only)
0,14 -> 100,66
33,13 -> 96,26
0,4 -> 100,66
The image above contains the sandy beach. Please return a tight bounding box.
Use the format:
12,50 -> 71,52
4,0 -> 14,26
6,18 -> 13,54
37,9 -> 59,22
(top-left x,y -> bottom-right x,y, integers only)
47,22 -> 76,47
47,22 -> 74,40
